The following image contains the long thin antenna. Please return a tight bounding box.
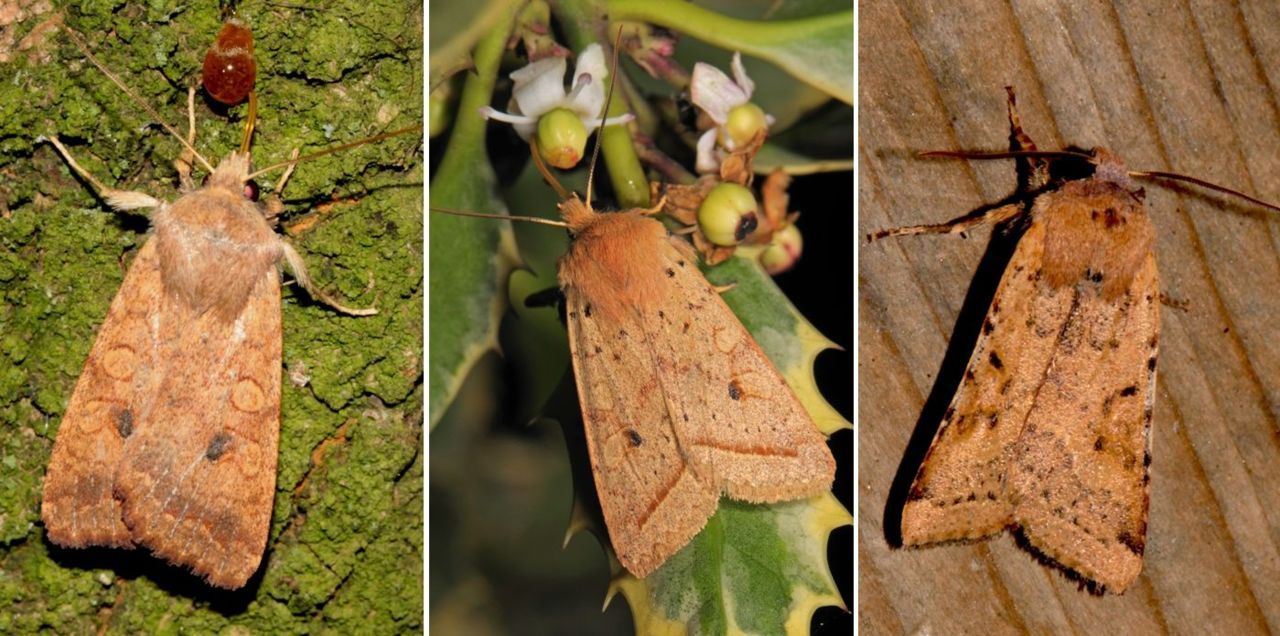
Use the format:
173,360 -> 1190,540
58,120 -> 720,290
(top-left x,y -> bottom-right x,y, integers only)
61,26 -> 215,173
429,206 -> 569,228
1130,170 -> 1280,213
918,149 -> 1095,163
529,139 -> 570,199
246,125 -> 422,180
922,149 -> 1280,213
583,26 -> 626,209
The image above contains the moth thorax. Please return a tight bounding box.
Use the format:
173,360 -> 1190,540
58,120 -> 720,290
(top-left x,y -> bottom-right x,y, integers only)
558,211 -> 670,324
154,186 -> 281,321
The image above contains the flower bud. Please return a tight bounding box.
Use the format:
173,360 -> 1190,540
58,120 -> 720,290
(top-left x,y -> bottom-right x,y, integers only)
759,223 -> 803,274
698,183 -> 759,247
536,108 -> 588,169
721,102 -> 768,148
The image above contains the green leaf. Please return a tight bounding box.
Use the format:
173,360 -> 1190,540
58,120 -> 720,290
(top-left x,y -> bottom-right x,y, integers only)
754,142 -> 854,175
428,0 -> 522,89
428,12 -> 518,428
607,0 -> 853,105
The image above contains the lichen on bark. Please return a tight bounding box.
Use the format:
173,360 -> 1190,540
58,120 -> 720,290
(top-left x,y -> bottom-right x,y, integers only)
0,1 -> 423,632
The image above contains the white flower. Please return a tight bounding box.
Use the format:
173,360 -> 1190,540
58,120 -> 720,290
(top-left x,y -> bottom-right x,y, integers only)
479,43 -> 633,141
690,52 -> 774,173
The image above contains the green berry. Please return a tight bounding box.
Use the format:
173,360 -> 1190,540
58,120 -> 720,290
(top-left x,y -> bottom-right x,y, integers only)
698,183 -> 759,247
722,102 -> 768,148
536,108 -> 587,169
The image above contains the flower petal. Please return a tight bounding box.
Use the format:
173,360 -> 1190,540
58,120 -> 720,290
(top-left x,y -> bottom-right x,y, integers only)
730,52 -> 754,98
695,128 -> 720,173
582,112 -> 635,132
573,43 -> 607,83
691,61 -> 746,124
478,106 -> 537,126
511,56 -> 568,118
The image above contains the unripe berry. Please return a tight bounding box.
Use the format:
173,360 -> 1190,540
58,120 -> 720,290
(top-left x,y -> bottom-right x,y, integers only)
698,183 -> 759,247
536,108 -> 588,169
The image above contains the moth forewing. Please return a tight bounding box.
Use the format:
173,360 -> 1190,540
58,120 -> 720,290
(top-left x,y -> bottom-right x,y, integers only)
556,200 -> 835,577
39,22 -> 412,590
875,91 -> 1167,592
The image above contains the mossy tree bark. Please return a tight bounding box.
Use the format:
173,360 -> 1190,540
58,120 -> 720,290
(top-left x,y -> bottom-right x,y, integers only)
0,1 -> 423,632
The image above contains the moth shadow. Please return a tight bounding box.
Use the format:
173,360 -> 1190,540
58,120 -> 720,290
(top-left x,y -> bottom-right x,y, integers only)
1011,530 -> 1108,596
880,196 -> 1027,549
42,535 -> 263,613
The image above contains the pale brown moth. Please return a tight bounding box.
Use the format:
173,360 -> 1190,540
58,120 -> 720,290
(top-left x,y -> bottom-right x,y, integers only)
39,27 -> 413,589
435,39 -> 836,578
869,89 -> 1280,593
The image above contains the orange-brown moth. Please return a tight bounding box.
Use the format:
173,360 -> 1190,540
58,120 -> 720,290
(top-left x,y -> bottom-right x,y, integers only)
554,189 -> 837,578
434,40 -> 837,579
38,27 -> 408,590
869,89 -> 1280,593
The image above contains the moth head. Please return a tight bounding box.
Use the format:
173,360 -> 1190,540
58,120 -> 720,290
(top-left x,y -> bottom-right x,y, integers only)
205,152 -> 255,197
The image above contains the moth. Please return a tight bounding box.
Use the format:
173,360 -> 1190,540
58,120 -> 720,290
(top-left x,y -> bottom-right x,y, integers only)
434,45 -> 837,579
869,89 -> 1279,593
39,27 -> 410,589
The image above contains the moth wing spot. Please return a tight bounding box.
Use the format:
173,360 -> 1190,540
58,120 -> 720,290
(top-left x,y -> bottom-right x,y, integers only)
713,326 -> 737,353
627,429 -> 643,447
101,346 -> 138,381
727,380 -> 742,401
113,407 -> 134,438
231,379 -> 267,413
205,432 -> 233,461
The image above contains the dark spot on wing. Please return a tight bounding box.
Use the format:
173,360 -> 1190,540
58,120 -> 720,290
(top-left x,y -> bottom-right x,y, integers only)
627,429 -> 643,447
206,432 -> 233,461
113,407 -> 134,438
1120,385 -> 1138,397
989,351 -> 1003,369
728,380 -> 742,401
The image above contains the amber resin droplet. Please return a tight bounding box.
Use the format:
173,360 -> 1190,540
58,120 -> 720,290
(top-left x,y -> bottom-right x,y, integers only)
202,17 -> 256,105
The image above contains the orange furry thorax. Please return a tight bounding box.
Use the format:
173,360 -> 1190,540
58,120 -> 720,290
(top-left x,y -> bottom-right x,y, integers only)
558,204 -> 671,325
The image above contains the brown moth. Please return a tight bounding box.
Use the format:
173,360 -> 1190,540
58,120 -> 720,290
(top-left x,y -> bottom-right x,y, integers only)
866,89 -> 1256,593
39,28 -> 396,589
435,40 -> 836,579
555,191 -> 836,577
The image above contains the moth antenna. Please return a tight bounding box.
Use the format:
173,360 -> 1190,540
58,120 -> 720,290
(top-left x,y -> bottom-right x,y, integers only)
246,125 -> 422,180
60,26 -> 215,174
1129,170 -> 1280,213
583,26 -> 626,210
529,139 -> 570,199
922,149 -> 1280,213
918,149 -> 1095,163
429,206 -> 569,228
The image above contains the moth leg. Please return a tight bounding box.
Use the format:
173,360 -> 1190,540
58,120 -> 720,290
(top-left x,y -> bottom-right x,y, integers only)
868,202 -> 1021,241
279,241 -> 377,316
263,148 -> 300,224
176,86 -> 199,191
712,283 -> 737,295
1159,292 -> 1191,311
41,135 -> 161,212
641,193 -> 668,217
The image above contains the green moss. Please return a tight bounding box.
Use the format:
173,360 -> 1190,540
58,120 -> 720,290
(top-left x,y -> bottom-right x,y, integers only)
0,0 -> 423,631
